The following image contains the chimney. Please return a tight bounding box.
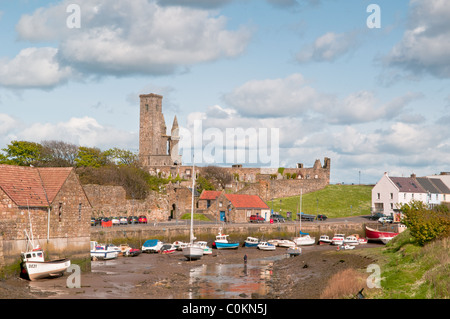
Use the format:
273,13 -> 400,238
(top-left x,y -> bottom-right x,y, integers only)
411,173 -> 416,179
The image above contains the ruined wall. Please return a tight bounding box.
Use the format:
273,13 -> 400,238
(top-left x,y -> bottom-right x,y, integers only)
83,184 -> 170,222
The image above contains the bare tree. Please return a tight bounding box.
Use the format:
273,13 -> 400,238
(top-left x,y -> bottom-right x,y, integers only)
201,166 -> 233,190
41,140 -> 79,167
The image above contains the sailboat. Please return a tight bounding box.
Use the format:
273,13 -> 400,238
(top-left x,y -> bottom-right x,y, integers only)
292,189 -> 315,246
182,159 -> 204,261
20,207 -> 71,281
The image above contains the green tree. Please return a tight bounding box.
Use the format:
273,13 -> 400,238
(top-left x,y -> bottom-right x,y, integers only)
74,147 -> 108,167
104,147 -> 138,166
196,175 -> 215,193
400,200 -> 450,246
0,141 -> 44,166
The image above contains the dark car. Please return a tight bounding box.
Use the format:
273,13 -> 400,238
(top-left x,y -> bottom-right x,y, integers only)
249,215 -> 265,223
91,217 -> 101,226
138,215 -> 148,224
127,216 -> 139,224
271,214 -> 285,222
317,214 -> 328,221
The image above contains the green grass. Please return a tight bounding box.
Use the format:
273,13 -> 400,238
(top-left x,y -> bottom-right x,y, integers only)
268,184 -> 372,218
359,231 -> 449,299
180,213 -> 211,221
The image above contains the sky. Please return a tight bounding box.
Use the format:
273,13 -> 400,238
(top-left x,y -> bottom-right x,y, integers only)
0,0 -> 449,184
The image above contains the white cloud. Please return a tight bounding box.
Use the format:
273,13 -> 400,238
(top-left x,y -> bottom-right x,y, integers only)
296,31 -> 360,63
384,0 -> 450,78
11,0 -> 252,84
16,117 -> 137,150
0,47 -> 73,89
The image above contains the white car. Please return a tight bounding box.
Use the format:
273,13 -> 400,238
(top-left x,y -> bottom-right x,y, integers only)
378,217 -> 393,224
111,217 -> 120,226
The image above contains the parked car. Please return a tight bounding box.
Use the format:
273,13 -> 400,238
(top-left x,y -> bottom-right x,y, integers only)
378,216 -> 393,224
111,217 -> 120,226
128,216 -> 139,224
90,217 -> 101,226
249,215 -> 265,223
316,214 -> 328,221
138,215 -> 148,224
271,214 -> 285,223
370,212 -> 384,220
119,216 -> 128,225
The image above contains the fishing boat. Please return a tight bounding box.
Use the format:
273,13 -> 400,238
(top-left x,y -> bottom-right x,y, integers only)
21,246 -> 71,281
278,239 -> 296,248
142,239 -> 164,253
90,241 -> 120,260
214,230 -> 240,249
343,235 -> 360,246
292,189 -> 315,246
287,246 -> 301,256
160,244 -> 176,254
195,241 -> 213,255
244,236 -> 259,247
358,237 -> 368,245
318,235 -> 332,245
119,244 -> 141,257
182,159 -> 205,261
365,225 -> 406,244
257,241 -> 276,251
331,234 -> 345,245
173,241 -> 187,251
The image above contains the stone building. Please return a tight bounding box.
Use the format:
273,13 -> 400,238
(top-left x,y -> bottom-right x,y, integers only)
139,93 -> 181,168
199,190 -> 270,223
0,164 -> 91,267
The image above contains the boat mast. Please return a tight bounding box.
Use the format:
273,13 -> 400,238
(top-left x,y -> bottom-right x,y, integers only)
189,158 -> 196,244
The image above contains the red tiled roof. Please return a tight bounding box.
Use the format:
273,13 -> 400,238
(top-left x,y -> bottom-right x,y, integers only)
199,190 -> 222,200
0,164 -> 72,207
225,194 -> 269,209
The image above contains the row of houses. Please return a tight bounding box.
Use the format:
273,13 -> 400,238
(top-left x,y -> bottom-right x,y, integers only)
371,172 -> 450,216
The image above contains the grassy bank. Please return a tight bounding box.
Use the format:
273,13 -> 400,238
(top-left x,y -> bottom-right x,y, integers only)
269,184 -> 372,219
358,231 -> 449,299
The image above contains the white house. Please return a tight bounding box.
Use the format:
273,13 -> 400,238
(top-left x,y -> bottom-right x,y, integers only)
372,173 -> 427,216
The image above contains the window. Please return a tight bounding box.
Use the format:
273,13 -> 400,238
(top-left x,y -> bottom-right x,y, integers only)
145,104 -> 149,111
390,203 -> 393,209
390,193 -> 393,200
78,203 -> 82,221
219,201 -> 223,207
377,193 -> 380,199
58,202 -> 62,222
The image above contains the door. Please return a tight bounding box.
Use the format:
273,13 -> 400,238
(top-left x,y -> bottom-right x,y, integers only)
220,211 -> 225,222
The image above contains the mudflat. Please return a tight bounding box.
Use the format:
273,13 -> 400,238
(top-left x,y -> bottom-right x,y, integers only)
0,243 -> 377,299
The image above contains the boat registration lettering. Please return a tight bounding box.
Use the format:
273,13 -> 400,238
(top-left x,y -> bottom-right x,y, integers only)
28,263 -> 37,268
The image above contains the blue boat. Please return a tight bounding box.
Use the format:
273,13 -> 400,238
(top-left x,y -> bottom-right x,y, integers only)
214,230 -> 239,249
244,236 -> 259,248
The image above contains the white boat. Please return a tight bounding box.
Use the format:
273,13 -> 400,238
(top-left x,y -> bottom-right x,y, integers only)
278,239 -> 296,248
173,241 -> 188,251
182,160 -> 204,261
380,237 -> 393,245
293,234 -> 316,246
331,234 -> 345,245
141,239 -> 164,253
21,246 -> 71,281
90,241 -> 120,260
287,246 -> 301,256
343,235 -> 360,246
257,242 -> 276,250
293,189 -> 315,246
358,237 -> 368,244
244,236 -> 259,247
195,241 -> 213,255
318,235 -> 332,245
267,239 -> 281,246
338,244 -> 355,250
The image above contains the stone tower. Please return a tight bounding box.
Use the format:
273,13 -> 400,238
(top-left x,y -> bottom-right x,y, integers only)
139,93 -> 181,167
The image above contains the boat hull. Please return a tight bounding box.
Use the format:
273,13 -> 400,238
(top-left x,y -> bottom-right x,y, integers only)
287,247 -> 301,256
365,226 -> 398,243
182,246 -> 204,260
22,259 -> 71,281
215,242 -> 239,249
90,251 -> 119,260
293,236 -> 315,246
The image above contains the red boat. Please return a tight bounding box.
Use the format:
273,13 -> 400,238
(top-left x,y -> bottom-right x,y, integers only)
365,225 -> 406,244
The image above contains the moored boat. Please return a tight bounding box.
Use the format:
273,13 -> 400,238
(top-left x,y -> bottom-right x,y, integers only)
160,244 -> 176,254
21,246 -> 71,281
195,241 -> 213,255
278,239 -> 296,248
90,241 -> 119,260
142,239 -> 164,253
365,225 -> 406,244
343,235 -> 360,246
318,235 -> 332,245
244,236 -> 259,248
331,234 -> 345,245
214,230 -> 240,249
257,241 -> 276,251
293,231 -> 315,246
287,246 -> 301,256
267,239 -> 281,246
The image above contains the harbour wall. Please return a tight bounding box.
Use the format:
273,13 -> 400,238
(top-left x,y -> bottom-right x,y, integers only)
90,221 -> 369,246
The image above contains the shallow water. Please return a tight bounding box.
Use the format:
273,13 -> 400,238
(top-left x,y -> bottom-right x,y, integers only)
187,254 -> 289,299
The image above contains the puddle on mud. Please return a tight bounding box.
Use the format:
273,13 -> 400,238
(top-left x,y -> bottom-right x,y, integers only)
187,254 -> 289,299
